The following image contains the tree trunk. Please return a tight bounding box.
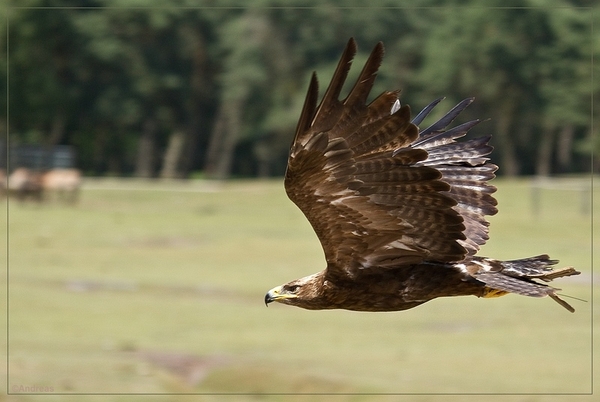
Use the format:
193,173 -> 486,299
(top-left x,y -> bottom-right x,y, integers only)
494,104 -> 520,177
204,105 -> 227,179
92,126 -> 108,175
535,126 -> 554,177
556,124 -> 575,172
47,113 -> 65,146
135,118 -> 157,178
41,113 -> 66,169
204,97 -> 243,180
175,26 -> 211,178
254,140 -> 271,178
160,129 -> 186,179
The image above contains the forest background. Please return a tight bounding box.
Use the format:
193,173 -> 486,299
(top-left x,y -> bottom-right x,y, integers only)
2,0 -> 597,179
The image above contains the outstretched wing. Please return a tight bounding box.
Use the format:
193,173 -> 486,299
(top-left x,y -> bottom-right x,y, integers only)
410,98 -> 498,255
285,38 -> 497,276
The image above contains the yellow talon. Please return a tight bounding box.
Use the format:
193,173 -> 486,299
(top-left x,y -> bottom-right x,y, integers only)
482,287 -> 509,298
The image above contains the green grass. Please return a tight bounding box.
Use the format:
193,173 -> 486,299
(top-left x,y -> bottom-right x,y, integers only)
2,176 -> 596,401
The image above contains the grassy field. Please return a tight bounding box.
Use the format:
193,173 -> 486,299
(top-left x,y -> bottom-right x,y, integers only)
1,176 -> 597,401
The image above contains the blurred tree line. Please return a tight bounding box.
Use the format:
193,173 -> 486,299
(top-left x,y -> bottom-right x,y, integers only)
1,0 -> 597,178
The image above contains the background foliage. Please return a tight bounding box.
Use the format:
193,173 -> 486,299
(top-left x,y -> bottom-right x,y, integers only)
2,1 -> 597,178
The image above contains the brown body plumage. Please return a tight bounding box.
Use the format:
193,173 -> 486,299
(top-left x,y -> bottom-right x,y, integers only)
264,38 -> 580,312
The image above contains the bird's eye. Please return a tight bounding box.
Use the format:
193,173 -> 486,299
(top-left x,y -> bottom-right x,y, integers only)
286,285 -> 300,292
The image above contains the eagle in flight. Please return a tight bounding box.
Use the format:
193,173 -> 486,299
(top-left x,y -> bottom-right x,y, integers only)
264,38 -> 580,312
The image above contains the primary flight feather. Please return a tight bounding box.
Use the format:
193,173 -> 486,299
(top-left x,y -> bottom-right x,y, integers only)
265,38 -> 580,312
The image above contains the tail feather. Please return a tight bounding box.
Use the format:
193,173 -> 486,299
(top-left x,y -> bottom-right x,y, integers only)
549,294 -> 576,313
467,255 -> 581,312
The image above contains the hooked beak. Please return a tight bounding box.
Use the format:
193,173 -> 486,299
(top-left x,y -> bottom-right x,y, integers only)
264,285 -> 296,306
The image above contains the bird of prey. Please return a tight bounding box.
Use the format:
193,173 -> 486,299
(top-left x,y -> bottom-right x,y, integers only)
264,38 -> 580,312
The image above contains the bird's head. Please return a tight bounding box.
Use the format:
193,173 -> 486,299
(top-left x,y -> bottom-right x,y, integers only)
264,271 -> 326,309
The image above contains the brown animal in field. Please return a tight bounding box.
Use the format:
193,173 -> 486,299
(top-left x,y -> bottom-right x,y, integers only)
8,168 -> 43,202
42,168 -> 82,204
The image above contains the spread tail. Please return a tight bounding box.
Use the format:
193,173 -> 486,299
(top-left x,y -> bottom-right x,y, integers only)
467,255 -> 580,312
